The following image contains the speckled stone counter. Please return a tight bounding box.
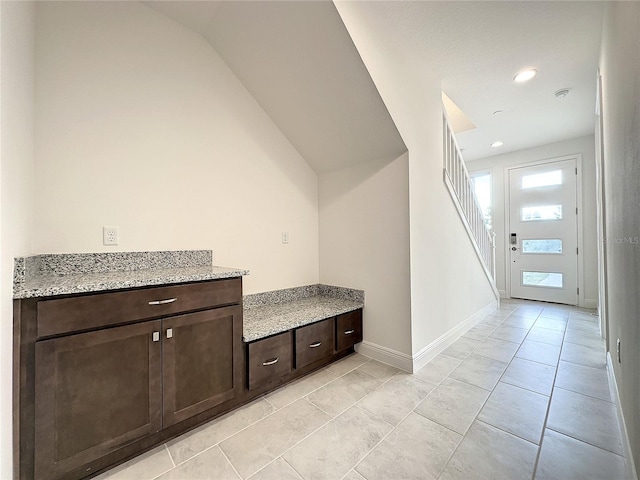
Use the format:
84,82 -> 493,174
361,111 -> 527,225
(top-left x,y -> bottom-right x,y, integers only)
13,250 -> 249,299
243,285 -> 364,342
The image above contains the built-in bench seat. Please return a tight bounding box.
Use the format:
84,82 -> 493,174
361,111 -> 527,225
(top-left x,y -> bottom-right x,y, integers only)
241,284 -> 364,391
242,284 -> 364,342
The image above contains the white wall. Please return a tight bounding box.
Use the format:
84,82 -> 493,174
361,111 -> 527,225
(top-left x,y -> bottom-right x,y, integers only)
599,1 -> 640,470
0,1 -> 35,476
319,153 -> 412,359
335,2 -> 497,362
34,1 -> 319,294
467,135 -> 598,307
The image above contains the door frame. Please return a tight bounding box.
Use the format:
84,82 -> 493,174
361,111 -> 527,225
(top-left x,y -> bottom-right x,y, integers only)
595,70 -> 609,339
504,154 -> 585,306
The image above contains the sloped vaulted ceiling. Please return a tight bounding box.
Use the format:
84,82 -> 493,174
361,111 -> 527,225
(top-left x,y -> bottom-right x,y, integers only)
145,1 -> 407,174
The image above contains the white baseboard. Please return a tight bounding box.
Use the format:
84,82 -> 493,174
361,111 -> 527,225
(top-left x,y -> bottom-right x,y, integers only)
498,290 -> 507,298
355,341 -> 413,372
411,300 -> 498,373
606,352 -> 638,480
357,300 -> 500,374
583,298 -> 598,309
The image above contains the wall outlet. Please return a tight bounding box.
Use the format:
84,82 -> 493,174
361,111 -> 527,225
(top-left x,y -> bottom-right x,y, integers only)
103,226 -> 119,246
282,232 -> 289,244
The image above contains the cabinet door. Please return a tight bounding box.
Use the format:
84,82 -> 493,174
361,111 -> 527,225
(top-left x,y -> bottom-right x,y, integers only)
162,305 -> 243,426
34,321 -> 162,480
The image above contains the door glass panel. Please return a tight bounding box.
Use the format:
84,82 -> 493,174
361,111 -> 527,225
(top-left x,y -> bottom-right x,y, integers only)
521,205 -> 562,221
522,271 -> 563,288
522,239 -> 563,254
522,170 -> 562,189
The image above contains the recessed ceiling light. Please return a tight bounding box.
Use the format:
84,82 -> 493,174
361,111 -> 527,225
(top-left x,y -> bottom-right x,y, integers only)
491,141 -> 504,148
493,110 -> 503,115
554,88 -> 570,99
514,69 -> 537,83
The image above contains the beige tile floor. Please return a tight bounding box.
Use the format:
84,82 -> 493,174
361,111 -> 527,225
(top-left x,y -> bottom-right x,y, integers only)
96,300 -> 630,480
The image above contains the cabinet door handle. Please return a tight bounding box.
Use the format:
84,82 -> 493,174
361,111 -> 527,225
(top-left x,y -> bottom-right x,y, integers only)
309,341 -> 322,348
152,332 -> 160,342
148,298 -> 177,305
344,330 -> 355,335
262,357 -> 279,366
166,328 -> 173,339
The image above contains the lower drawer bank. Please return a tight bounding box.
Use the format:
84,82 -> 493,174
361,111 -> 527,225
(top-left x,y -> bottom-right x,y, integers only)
247,310 -> 363,392
14,279 -> 363,480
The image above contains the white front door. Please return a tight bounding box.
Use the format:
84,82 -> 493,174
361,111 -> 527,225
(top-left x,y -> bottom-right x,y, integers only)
508,158 -> 578,305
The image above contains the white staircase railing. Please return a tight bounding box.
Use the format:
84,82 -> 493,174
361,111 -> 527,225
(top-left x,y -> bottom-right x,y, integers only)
442,114 -> 497,287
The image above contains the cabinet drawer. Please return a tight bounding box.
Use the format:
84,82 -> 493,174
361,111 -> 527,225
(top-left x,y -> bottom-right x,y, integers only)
295,318 -> 335,369
37,278 -> 242,338
336,310 -> 363,351
247,332 -> 292,390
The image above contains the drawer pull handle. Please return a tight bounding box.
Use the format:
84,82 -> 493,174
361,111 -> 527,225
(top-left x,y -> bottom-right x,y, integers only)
309,341 -> 322,348
344,330 -> 355,335
152,332 -> 160,342
148,298 -> 177,305
262,357 -> 279,366
166,328 -> 173,339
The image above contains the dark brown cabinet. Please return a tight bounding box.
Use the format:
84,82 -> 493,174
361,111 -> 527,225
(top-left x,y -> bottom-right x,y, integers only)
20,279 -> 244,480
34,321 -> 163,480
17,273 -> 362,480
295,318 -> 335,369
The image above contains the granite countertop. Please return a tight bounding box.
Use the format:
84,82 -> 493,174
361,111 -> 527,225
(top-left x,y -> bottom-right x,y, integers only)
13,252 -> 364,346
13,250 -> 249,299
243,295 -> 363,342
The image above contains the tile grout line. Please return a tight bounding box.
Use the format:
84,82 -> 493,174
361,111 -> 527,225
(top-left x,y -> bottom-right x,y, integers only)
530,321 -> 568,480
280,455 -> 306,480
164,443 -> 176,468
208,357 -> 375,480
341,398 -> 436,480
225,358 -> 377,477
437,308 -> 524,477
238,357 -> 399,478
439,307 -> 547,478
543,425 -> 627,458
551,383 -> 614,404
164,372 -> 348,473
243,366 -> 393,480
218,446 -> 244,480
